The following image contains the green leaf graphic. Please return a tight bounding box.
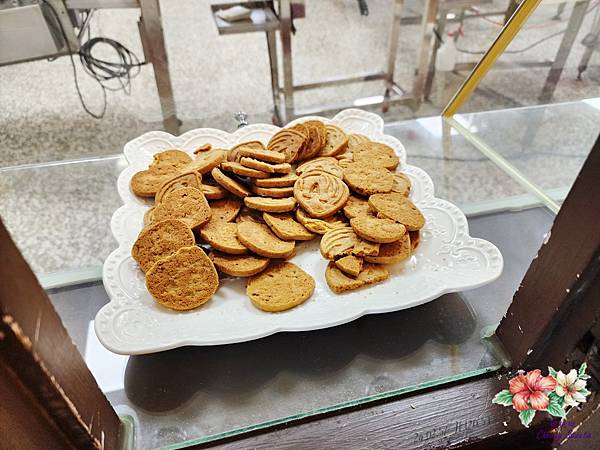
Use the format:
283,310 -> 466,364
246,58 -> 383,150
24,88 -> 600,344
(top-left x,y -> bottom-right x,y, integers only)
492,389 -> 513,407
519,409 -> 536,428
579,388 -> 591,397
548,366 -> 557,377
578,362 -> 587,379
547,401 -> 566,418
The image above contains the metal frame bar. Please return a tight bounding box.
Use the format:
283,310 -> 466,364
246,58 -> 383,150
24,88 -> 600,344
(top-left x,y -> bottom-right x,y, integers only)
442,0 -> 543,117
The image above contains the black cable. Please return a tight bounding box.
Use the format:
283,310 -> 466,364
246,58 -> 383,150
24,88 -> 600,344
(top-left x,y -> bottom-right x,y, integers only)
42,0 -> 146,119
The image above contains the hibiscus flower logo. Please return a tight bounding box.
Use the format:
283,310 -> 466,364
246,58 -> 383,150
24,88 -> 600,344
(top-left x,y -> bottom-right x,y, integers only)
492,363 -> 591,427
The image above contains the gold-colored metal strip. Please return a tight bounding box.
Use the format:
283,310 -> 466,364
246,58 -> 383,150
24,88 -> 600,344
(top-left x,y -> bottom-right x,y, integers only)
442,0 -> 543,117
445,116 -> 561,214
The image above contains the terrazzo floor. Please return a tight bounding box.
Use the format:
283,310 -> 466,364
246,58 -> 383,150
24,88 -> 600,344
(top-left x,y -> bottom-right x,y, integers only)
1,0 -> 600,275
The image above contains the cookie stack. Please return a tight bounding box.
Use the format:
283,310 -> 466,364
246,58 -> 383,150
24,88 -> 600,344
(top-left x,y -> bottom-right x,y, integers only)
129,119 -> 425,313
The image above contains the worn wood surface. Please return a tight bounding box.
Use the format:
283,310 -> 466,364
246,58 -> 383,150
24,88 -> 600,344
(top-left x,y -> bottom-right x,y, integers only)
0,220 -> 121,449
194,375 -> 553,449
497,133 -> 600,368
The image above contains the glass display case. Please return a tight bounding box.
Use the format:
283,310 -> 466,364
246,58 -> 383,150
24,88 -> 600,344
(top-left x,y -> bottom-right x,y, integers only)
1,1 -> 600,449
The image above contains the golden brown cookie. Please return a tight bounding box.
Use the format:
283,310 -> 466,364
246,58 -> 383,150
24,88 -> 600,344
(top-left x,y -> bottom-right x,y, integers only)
143,206 -> 155,227
146,246 -> 218,311
132,219 -> 195,272
391,172 -> 412,196
320,124 -> 348,157
200,221 -> 247,254
193,143 -> 212,154
236,222 -> 295,258
228,141 -> 265,162
267,128 -> 306,162
200,176 -> 228,200
353,142 -> 400,170
130,149 -> 192,198
185,149 -> 227,174
155,172 -> 203,203
365,233 -> 411,264
409,230 -> 420,251
343,195 -> 370,219
353,239 -> 380,257
244,196 -> 296,213
211,167 -> 251,198
296,157 -> 344,179
347,134 -> 370,153
251,185 -> 295,198
209,251 -> 269,277
254,173 -> 299,188
334,255 -> 363,277
368,193 -> 425,231
263,212 -> 315,241
235,207 -> 266,224
296,120 -> 326,161
246,262 -> 315,312
294,171 -> 349,218
320,226 -> 359,260
238,147 -> 286,164
357,264 -> 390,284
350,214 -> 406,243
153,187 -> 211,229
343,162 -> 394,196
240,157 -> 292,174
209,198 -> 241,222
325,262 -> 364,293
220,161 -> 270,179
337,158 -> 353,169
295,209 -> 347,234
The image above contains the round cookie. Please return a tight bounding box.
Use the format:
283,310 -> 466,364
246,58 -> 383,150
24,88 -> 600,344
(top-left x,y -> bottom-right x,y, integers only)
343,195 -> 370,219
320,226 -> 359,260
353,142 -> 399,170
347,134 -> 370,153
319,124 -> 348,157
185,149 -> 227,174
343,162 -> 393,196
246,262 -> 315,312
295,209 -> 347,234
211,167 -> 251,198
244,196 -> 296,213
391,172 -> 412,196
263,212 -> 315,241
156,172 -> 202,203
151,149 -> 192,167
146,246 -> 218,311
368,193 -> 425,231
296,157 -> 344,179
131,219 -> 195,272
209,251 -> 269,277
238,147 -> 286,164
325,262 -> 364,293
229,141 -> 265,163
350,214 -> 406,243
200,177 -> 228,200
236,222 -> 295,258
209,198 -> 241,222
236,207 -> 266,224
297,120 -> 326,161
131,169 -> 178,198
365,233 -> 411,264
294,171 -> 349,218
200,221 -> 247,254
254,173 -> 298,188
267,128 -> 306,162
220,161 -> 269,179
153,187 -> 211,229
251,185 -> 295,198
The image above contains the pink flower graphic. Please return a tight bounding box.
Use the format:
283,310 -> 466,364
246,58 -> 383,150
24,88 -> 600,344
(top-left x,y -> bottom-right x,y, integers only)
509,369 -> 557,411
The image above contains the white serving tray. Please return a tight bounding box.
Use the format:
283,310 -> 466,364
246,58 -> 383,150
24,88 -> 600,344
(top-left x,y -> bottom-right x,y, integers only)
96,109 -> 503,355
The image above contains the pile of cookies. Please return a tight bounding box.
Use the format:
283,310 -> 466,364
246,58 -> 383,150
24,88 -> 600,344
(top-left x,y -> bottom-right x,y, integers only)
129,119 -> 425,312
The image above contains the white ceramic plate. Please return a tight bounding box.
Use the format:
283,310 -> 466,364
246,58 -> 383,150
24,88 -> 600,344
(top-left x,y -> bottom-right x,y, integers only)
96,109 -> 503,355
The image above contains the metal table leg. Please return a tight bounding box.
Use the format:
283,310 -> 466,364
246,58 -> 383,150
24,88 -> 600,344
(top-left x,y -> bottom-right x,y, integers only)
577,4 -> 600,79
424,6 -> 448,101
266,30 -> 283,125
413,0 -> 439,109
139,0 -> 180,134
279,0 -> 294,123
539,0 -> 589,103
383,0 -> 405,113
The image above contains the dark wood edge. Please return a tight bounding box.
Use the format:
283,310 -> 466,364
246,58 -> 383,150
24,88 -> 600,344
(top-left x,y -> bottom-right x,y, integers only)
194,372 -> 557,450
497,132 -> 600,368
0,220 -> 122,449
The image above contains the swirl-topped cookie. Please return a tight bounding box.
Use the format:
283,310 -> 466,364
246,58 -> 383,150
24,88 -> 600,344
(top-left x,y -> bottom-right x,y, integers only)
294,171 -> 349,218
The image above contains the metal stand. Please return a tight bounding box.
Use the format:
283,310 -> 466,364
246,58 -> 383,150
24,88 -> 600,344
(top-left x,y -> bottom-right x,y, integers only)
578,1 -> 600,79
